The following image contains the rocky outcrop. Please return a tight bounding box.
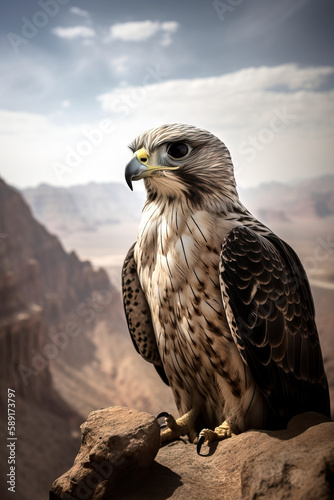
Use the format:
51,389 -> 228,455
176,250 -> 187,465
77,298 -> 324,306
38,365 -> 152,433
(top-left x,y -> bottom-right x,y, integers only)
50,406 -> 160,499
50,409 -> 334,500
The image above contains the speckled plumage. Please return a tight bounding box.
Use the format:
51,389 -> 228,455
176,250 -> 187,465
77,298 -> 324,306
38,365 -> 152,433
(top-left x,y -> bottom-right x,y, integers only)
122,123 -> 330,438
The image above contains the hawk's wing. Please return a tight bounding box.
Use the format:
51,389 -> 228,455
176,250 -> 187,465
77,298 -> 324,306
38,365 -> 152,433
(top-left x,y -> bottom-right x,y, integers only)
220,226 -> 330,424
122,244 -> 169,385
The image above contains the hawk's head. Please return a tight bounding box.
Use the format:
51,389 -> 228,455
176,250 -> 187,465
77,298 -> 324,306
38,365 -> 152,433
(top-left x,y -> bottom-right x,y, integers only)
125,123 -> 238,206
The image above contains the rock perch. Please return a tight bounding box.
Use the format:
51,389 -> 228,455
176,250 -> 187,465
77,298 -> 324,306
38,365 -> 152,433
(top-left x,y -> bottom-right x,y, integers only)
49,406 -> 160,499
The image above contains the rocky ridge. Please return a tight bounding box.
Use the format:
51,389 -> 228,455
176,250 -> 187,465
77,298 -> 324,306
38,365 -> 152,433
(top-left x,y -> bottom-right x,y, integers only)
50,407 -> 334,500
22,175 -> 334,238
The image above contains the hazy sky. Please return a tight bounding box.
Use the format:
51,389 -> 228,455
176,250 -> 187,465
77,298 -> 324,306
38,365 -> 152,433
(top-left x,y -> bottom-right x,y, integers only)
1,0 -> 333,189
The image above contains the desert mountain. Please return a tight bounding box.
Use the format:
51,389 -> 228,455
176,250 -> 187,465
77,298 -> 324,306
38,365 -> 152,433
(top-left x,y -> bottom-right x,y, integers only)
22,175 -> 334,237
22,181 -> 145,236
238,174 -> 334,221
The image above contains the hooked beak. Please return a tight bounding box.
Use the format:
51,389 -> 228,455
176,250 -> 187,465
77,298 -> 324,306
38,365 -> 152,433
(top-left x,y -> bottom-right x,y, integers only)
125,147 -> 179,190
125,155 -> 149,191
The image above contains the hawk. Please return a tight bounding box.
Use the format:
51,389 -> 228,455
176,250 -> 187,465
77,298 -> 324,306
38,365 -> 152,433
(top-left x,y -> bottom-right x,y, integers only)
122,123 -> 330,451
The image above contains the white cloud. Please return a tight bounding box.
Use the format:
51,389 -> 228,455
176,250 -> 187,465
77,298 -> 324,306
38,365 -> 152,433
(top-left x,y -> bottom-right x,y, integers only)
69,7 -> 90,18
0,111 -> 118,188
52,25 -> 96,40
97,64 -> 334,187
161,21 -> 179,32
98,64 -> 334,123
1,65 -> 333,190
0,111 -> 73,187
109,20 -> 158,42
109,20 -> 179,43
61,100 -> 70,108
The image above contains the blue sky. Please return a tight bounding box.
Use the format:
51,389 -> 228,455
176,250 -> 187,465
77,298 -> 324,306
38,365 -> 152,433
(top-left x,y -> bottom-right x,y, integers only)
1,0 -> 333,189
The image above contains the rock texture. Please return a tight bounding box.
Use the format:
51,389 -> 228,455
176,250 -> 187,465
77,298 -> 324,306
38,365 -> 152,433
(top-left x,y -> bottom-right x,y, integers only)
50,410 -> 334,500
0,179 -> 110,325
50,406 -> 160,500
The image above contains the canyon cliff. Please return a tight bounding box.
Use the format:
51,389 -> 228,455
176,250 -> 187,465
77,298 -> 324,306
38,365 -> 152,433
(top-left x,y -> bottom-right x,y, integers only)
0,179 -> 114,499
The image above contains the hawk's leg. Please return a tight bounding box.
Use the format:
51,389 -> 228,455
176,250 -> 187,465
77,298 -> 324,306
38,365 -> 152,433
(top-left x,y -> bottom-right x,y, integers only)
197,420 -> 236,454
158,408 -> 198,444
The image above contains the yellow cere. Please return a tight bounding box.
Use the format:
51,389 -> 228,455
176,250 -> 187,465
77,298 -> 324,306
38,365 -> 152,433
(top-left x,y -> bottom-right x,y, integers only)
134,148 -> 179,171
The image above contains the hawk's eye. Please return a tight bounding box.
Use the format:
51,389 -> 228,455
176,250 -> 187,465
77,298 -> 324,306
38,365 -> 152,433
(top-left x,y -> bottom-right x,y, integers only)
167,142 -> 189,159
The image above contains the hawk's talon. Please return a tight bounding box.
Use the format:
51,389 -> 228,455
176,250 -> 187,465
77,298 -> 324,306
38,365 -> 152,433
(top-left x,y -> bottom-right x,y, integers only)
156,412 -> 171,428
196,435 -> 205,455
159,408 -> 198,444
156,411 -> 170,420
197,421 -> 235,453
